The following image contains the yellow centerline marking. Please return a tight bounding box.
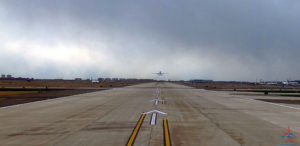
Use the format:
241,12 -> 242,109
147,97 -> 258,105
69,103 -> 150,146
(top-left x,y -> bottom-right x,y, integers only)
126,114 -> 145,146
163,119 -> 171,146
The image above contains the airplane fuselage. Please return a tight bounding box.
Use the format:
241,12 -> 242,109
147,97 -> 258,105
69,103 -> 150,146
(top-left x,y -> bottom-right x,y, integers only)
152,71 -> 167,76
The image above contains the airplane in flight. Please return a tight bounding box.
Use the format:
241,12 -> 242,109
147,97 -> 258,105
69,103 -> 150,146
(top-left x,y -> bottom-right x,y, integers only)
152,71 -> 168,76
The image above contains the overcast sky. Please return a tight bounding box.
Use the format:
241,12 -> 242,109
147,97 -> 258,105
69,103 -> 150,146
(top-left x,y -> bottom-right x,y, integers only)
1,0 -> 300,81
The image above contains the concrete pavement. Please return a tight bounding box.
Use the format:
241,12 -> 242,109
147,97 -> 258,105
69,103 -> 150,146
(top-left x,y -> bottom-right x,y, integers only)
0,82 -> 300,145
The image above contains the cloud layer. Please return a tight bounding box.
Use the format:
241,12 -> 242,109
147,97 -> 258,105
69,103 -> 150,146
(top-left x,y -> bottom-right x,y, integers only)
1,0 -> 300,81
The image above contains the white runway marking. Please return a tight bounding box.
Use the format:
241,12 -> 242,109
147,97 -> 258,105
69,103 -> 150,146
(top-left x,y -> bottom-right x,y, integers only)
143,110 -> 167,115
150,99 -> 163,105
207,90 -> 300,111
150,113 -> 157,125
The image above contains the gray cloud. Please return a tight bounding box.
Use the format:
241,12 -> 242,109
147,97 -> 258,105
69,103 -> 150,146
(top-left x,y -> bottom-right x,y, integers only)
1,0 -> 300,81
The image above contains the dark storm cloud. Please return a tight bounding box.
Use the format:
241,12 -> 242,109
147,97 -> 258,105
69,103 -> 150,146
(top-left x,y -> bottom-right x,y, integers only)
1,0 -> 300,81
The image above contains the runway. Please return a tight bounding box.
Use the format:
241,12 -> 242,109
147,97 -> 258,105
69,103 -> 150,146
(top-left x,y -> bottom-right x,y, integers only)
0,82 -> 300,145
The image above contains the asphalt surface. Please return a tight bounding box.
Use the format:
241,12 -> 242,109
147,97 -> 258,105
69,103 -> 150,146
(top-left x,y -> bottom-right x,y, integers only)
0,82 -> 300,145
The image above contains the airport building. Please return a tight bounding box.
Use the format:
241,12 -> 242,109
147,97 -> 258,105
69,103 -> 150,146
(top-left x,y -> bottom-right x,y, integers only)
105,78 -> 111,82
7,74 -> 12,78
98,78 -> 104,82
190,79 -> 213,83
119,78 -> 126,82
112,78 -> 119,82
1,74 -> 5,78
138,79 -> 154,82
75,78 -> 82,81
126,78 -> 139,82
96,78 -> 154,82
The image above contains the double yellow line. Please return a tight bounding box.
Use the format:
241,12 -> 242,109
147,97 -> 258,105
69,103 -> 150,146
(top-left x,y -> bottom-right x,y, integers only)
163,119 -> 171,146
126,114 -> 145,146
126,116 -> 172,146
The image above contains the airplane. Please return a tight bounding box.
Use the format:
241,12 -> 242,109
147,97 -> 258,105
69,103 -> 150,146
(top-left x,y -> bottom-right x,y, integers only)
152,71 -> 168,76
91,77 -> 99,83
267,82 -> 277,85
282,79 -> 299,86
289,82 -> 299,86
92,80 -> 99,84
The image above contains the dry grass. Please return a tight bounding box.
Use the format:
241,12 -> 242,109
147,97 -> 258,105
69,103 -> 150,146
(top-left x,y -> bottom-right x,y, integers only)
0,91 -> 38,96
180,83 -> 285,89
0,80 -> 141,88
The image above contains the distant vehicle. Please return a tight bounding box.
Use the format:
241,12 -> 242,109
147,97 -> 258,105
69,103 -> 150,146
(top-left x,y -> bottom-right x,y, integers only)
152,71 -> 168,76
267,82 -> 277,85
92,80 -> 99,84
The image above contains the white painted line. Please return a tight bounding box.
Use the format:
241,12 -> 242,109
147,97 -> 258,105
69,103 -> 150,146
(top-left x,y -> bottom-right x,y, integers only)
205,90 -> 300,111
150,113 -> 157,125
143,110 -> 167,115
155,100 -> 158,105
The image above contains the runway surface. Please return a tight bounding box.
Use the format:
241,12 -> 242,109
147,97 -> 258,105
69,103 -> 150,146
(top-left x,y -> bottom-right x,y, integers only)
0,82 -> 300,145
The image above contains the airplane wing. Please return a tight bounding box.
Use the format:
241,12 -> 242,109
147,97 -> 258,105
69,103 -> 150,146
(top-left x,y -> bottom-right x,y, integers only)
151,72 -> 168,75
